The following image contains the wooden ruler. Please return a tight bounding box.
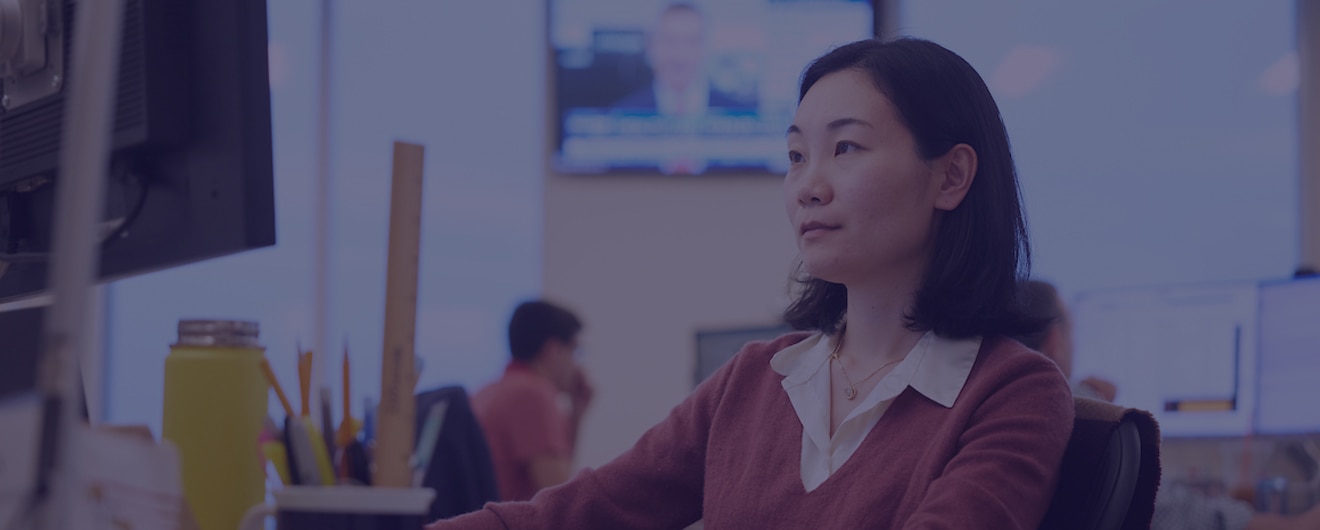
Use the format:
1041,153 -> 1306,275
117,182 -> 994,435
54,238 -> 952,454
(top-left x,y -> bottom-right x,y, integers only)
373,141 -> 425,487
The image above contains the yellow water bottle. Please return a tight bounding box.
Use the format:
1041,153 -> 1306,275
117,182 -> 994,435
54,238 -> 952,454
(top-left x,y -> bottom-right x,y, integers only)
163,319 -> 269,530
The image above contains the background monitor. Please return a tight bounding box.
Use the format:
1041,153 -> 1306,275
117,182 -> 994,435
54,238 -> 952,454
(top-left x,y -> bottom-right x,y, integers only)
1070,281 -> 1260,438
694,323 -> 792,386
549,0 -> 876,175
0,0 -> 275,301
1255,276 -> 1320,435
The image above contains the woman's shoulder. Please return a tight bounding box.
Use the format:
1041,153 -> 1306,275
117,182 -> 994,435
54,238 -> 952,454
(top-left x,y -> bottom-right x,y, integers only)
967,335 -> 1072,400
947,335 -> 1075,435
979,335 -> 1065,375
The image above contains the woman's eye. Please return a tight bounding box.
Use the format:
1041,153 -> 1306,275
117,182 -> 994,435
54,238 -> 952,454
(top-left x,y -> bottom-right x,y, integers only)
835,142 -> 857,156
788,151 -> 804,164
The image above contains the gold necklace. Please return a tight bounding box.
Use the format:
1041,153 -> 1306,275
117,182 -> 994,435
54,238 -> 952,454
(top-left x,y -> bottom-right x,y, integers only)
830,328 -> 905,401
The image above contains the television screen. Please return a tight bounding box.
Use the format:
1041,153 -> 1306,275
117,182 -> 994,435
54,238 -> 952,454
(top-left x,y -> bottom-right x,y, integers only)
550,0 -> 875,175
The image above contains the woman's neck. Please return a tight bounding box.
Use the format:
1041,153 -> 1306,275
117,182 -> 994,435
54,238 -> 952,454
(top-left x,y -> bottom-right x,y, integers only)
838,275 -> 926,364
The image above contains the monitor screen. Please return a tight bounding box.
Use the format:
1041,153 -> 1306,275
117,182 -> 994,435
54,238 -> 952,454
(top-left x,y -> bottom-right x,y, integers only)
1255,277 -> 1320,435
1070,282 -> 1259,438
550,0 -> 875,175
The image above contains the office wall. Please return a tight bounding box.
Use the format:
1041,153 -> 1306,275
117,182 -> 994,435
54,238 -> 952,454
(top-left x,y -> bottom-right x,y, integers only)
543,174 -> 796,468
901,1 -> 1299,303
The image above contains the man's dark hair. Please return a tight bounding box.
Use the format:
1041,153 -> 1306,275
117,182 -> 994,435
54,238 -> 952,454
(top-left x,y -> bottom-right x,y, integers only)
508,300 -> 582,362
783,37 -> 1038,340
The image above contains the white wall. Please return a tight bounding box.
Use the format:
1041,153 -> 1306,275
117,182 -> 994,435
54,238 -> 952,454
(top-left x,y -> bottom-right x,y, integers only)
900,1 -> 1299,301
543,175 -> 796,468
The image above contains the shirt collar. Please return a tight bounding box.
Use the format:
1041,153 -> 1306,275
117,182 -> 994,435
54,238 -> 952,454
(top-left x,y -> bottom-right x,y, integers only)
505,360 -> 536,376
907,333 -> 981,408
771,330 -> 981,408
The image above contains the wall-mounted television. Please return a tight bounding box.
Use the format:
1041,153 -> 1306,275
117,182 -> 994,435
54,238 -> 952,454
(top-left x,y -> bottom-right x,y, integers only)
550,0 -> 876,176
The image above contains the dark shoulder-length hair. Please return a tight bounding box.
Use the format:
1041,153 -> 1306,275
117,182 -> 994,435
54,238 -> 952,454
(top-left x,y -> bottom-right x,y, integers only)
783,37 -> 1036,339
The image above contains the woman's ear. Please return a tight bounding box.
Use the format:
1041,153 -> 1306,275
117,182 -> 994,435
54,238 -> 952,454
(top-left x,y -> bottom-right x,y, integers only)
933,143 -> 977,212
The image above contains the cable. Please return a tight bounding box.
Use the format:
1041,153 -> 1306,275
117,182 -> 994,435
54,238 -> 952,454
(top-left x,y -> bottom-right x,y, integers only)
98,170 -> 149,249
0,170 -> 150,265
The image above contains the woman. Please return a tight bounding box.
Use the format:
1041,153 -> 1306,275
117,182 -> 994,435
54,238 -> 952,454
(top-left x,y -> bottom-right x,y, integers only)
428,37 -> 1073,530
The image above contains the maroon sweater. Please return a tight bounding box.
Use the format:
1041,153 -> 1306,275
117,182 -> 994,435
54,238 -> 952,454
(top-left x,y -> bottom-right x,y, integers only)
427,333 -> 1074,529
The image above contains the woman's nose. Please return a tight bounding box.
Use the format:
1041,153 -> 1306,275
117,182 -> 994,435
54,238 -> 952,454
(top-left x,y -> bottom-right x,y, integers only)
796,165 -> 832,206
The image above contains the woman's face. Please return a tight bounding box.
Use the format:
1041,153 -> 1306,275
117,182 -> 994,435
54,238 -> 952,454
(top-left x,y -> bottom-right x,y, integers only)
784,69 -> 944,287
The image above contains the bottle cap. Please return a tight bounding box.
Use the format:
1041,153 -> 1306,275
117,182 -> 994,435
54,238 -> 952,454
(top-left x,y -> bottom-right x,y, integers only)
175,319 -> 261,347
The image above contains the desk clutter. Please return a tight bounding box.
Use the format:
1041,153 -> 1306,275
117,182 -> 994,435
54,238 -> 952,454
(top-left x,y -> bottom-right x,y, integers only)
159,319 -> 499,530
157,141 -> 458,530
258,341 -> 372,489
258,345 -> 499,524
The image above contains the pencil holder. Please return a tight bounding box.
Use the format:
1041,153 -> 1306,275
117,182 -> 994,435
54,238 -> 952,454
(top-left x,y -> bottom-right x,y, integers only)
237,486 -> 435,530
163,319 -> 269,530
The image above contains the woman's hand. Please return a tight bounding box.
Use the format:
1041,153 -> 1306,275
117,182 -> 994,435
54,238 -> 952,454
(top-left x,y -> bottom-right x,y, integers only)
568,365 -> 595,415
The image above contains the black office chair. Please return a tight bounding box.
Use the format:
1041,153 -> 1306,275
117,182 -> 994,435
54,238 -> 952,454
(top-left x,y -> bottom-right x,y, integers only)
414,386 -> 502,521
1039,398 -> 1161,530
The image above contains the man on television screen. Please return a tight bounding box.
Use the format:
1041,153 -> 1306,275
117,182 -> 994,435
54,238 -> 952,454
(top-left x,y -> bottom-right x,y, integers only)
613,2 -> 756,116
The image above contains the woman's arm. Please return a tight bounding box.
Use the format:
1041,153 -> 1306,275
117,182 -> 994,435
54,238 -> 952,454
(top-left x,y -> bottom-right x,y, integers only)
425,339 -> 767,530
902,355 -> 1075,530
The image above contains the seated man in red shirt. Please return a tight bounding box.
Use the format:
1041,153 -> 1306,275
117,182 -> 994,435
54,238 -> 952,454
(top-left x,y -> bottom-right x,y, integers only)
472,300 -> 594,501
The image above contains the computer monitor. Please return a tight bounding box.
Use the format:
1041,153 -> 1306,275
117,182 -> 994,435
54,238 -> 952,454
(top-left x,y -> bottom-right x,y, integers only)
694,323 -> 792,386
1255,276 -> 1320,435
1070,281 -> 1260,438
0,0 -> 275,301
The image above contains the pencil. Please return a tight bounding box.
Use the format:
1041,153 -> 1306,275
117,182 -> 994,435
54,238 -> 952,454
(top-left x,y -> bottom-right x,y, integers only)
298,347 -> 311,418
336,342 -> 357,448
342,342 -> 351,424
260,358 -> 295,418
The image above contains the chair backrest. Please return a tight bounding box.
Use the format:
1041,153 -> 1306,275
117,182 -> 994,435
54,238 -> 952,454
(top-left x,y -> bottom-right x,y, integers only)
1039,398 -> 1160,530
414,386 -> 502,520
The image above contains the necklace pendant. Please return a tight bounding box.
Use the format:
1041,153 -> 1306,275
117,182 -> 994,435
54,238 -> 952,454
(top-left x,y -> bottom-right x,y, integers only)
844,386 -> 857,400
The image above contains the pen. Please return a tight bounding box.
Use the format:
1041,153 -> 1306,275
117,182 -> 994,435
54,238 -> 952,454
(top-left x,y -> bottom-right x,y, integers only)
336,341 -> 360,449
260,440 -> 292,487
319,387 -> 335,459
362,396 -> 376,444
298,345 -> 311,418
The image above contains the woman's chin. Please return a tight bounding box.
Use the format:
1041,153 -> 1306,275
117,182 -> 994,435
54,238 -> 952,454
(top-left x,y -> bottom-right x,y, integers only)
801,261 -> 849,285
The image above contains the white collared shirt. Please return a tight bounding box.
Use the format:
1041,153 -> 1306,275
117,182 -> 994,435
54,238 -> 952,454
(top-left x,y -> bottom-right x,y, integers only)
770,331 -> 982,492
